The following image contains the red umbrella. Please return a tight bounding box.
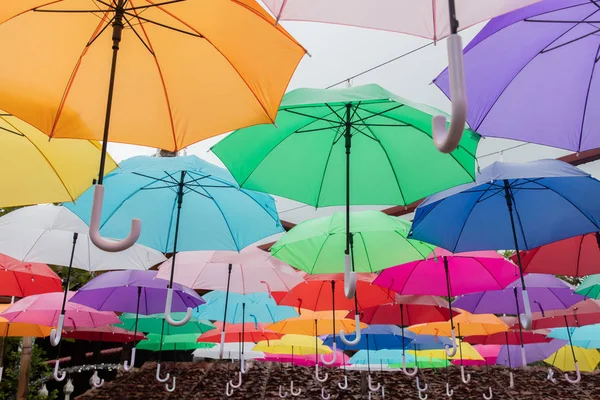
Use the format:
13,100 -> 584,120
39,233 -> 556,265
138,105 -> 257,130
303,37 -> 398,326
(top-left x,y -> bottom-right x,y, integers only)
0,254 -> 62,298
465,331 -> 552,346
196,322 -> 281,343
517,299 -> 600,330
513,233 -> 600,277
63,326 -> 146,343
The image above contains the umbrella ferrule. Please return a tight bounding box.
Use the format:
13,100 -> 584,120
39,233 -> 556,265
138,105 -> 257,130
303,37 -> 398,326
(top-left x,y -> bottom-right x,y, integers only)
112,3 -> 125,49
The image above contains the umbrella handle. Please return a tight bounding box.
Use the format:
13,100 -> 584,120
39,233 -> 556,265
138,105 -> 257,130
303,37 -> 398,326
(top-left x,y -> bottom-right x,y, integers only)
432,33 -> 467,154
546,368 -> 557,384
321,387 -> 330,400
338,375 -> 348,390
483,387 -> 493,400
368,374 -> 381,392
520,346 -> 527,369
290,380 -> 301,396
225,382 -> 234,397
416,376 -> 428,392
219,331 -> 226,359
0,367 -> 2,382
314,364 -> 328,383
278,385 -> 288,398
156,363 -> 170,383
50,314 -> 65,347
53,360 -> 66,382
381,385 -> 385,399
165,377 -> 176,393
446,382 -> 454,397
418,389 -> 428,400
123,347 -> 136,372
340,315 -> 361,345
229,371 -> 243,388
343,254 -> 356,299
260,281 -> 273,298
509,371 -> 514,389
519,289 -> 533,330
444,329 -> 458,357
320,342 -> 337,365
460,365 -> 471,384
240,357 -> 247,374
164,288 -> 192,326
402,354 -> 418,377
91,371 -> 104,388
89,185 -> 141,252
564,362 -> 581,384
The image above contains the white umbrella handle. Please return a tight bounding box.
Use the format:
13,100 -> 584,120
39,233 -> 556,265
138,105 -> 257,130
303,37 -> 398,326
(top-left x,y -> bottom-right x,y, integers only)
321,387 -> 330,400
123,347 -> 136,372
279,385 -> 288,398
164,288 -> 192,326
50,314 -> 65,347
444,329 -> 458,357
418,389 -> 428,400
225,382 -> 234,397
337,375 -> 348,390
368,374 -> 381,392
290,380 -> 301,396
460,365 -> 471,384
340,315 -> 361,345
402,354 -> 418,377
229,371 -> 243,388
90,185 -> 141,252
54,360 -> 66,382
446,382 -> 454,397
520,346 -> 527,369
0,367 -> 3,382
416,376 -> 428,392
381,385 -> 385,399
320,342 -> 337,365
344,254 -> 356,299
519,289 -> 533,330
509,371 -> 514,389
565,362 -> 581,384
156,363 -> 170,383
165,377 -> 176,392
91,371 -> 104,388
547,368 -> 557,384
219,331 -> 226,358
483,387 -> 493,400
432,34 -> 467,154
314,364 -> 328,383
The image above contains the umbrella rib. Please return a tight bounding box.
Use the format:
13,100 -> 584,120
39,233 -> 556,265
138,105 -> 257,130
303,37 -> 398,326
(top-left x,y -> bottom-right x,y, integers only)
314,124 -> 344,207
577,43 -> 600,151
283,109 -> 342,125
451,184 -> 497,253
355,232 -> 373,273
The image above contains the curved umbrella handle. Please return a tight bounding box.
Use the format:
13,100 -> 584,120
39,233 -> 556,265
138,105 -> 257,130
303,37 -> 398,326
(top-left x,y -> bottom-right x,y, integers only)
509,371 -> 514,389
91,371 -> 104,388
402,354 -> 418,377
229,371 -> 243,388
156,363 -> 170,383
337,375 -> 348,390
165,377 -> 176,393
260,281 -> 273,298
483,387 -> 493,400
314,364 -> 328,383
368,374 -> 381,392
547,368 -> 557,384
219,331 -> 227,359
164,288 -> 192,326
565,362 -> 581,384
340,315 -> 361,346
90,185 -> 141,252
519,289 -> 533,330
321,387 -> 330,400
279,385 -> 288,398
446,382 -> 453,397
460,366 -> 471,384
432,34 -> 467,154
290,381 -> 301,396
320,342 -> 338,365
50,314 -> 65,347
416,376 -> 428,392
53,360 -> 66,382
418,389 -> 428,400
225,382 -> 234,397
444,328 -> 458,357
123,347 -> 136,372
520,346 -> 527,369
344,254 -> 356,299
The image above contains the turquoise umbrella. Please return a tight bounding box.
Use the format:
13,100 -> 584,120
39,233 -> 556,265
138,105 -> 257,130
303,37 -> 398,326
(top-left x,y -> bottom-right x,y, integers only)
548,325 -> 600,349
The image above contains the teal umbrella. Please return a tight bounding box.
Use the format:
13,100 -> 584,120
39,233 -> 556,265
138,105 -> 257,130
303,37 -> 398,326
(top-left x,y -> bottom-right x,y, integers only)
548,325 -> 600,349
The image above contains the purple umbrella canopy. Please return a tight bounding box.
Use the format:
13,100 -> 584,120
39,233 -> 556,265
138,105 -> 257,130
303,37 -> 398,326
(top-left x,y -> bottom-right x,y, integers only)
452,274 -> 584,315
70,270 -> 204,314
435,0 -> 600,152
496,339 -> 567,368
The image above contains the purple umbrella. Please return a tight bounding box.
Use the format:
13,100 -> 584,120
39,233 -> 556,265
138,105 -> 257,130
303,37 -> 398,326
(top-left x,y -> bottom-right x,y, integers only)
497,339 -> 567,368
435,0 -> 600,152
70,270 -> 204,372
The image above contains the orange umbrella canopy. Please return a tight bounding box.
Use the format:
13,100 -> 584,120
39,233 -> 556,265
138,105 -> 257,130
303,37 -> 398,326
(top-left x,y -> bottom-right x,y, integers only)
408,312 -> 508,337
0,1 -> 306,151
266,310 -> 367,336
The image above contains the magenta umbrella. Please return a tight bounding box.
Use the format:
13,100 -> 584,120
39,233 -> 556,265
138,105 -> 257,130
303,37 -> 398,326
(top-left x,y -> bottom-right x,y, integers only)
374,248 -> 519,357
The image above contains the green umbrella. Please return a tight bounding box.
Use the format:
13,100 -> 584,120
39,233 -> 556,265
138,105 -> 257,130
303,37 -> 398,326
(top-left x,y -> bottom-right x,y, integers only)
212,84 -> 478,303
389,357 -> 450,370
575,275 -> 600,299
116,313 -> 215,335
137,333 -> 215,352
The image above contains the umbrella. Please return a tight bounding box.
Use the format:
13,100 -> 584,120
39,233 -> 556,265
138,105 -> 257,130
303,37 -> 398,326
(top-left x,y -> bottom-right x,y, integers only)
0,254 -> 62,298
262,351 -> 349,367
497,339 -> 566,369
409,159 -> 600,329
465,331 -> 552,346
253,335 -> 332,355
451,345 -> 499,366
0,111 -> 117,207
411,335 -> 454,351
514,233 -> 600,277
116,313 -> 215,336
545,346 -> 600,383
351,295 -> 457,326
196,322 -> 281,344
435,0 -> 600,153
266,310 -> 366,336
575,275 -> 600,299
409,312 -> 509,337
548,325 -> 600,349
63,326 -> 146,343
193,343 -> 264,361
322,324 -> 415,351
137,333 -> 214,352
422,342 -> 484,362
389,355 -> 450,370
65,155 -> 283,330
213,84 -> 477,305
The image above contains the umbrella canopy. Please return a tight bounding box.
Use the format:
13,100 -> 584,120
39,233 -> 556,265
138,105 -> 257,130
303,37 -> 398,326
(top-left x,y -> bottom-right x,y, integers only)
1,291 -> 119,329
424,342 -> 485,361
0,254 -> 62,297
266,310 -> 366,336
0,1 -> 305,152
389,354 -> 450,370
156,247 -> 303,294
411,335 -> 454,351
545,346 -> 600,372
212,84 -> 479,209
253,335 -> 332,355
465,331 -> 552,346
350,295 -> 457,326
322,325 -> 415,351
497,340 -> 567,368
196,322 -> 281,343
435,0 -> 600,152
453,274 -> 584,315
193,343 -> 264,361
409,312 -> 509,337
0,305 -> 51,338
548,324 -> 600,349
137,333 -> 214,352
0,111 -> 117,207
375,248 -> 519,296
349,349 -> 416,366
64,155 -> 283,253
116,313 -> 215,336
63,326 -> 146,343
576,275 -> 600,299
70,270 -> 204,314
262,351 -> 349,367
271,210 -> 434,275
0,205 -> 165,271
452,345 -> 499,366
514,233 -> 600,277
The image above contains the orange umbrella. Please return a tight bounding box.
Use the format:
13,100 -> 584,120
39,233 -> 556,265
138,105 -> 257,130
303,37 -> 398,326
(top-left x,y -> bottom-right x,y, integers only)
266,310 -> 366,336
0,305 -> 51,338
408,312 -> 509,338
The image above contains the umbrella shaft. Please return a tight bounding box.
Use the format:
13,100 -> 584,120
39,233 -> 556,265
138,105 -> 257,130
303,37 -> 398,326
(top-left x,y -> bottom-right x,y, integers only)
60,233 -> 79,314
167,171 -> 186,287
503,180 -> 527,289
448,0 -> 459,34
345,103 -> 352,255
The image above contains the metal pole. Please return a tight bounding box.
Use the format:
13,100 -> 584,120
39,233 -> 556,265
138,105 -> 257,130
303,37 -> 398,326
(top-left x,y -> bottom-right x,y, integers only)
60,233 -> 79,316
504,180 -> 527,289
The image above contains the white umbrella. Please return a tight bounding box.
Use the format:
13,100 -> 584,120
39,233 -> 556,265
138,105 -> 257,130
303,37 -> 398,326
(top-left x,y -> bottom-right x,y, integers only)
192,343 -> 264,361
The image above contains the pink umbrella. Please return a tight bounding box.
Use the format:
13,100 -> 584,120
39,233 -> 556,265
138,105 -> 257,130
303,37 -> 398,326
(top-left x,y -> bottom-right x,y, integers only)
262,351 -> 349,367
452,345 -> 500,366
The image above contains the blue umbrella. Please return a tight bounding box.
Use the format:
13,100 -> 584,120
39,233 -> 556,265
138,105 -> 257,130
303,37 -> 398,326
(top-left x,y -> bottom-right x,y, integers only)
548,325 -> 600,349
65,155 -> 283,327
409,159 -> 600,329
411,335 -> 454,351
322,325 -> 415,351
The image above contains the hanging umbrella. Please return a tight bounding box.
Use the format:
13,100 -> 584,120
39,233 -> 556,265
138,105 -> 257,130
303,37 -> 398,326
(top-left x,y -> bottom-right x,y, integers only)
137,333 -> 214,352
575,275 -> 600,299
0,254 -> 62,298
435,0 -> 600,153
409,159 -> 600,330
351,295 -> 458,326
545,346 -> 600,383
266,310 -> 366,336
465,330 -> 552,346
63,326 -> 145,343
193,343 -> 264,361
322,324 -> 415,351
497,339 -> 566,369
411,335 -> 454,351
389,355 -> 450,370
451,345 -> 499,366
419,342 -> 485,362
196,322 -> 281,344
0,111 -> 117,207
548,324 -> 600,349
253,335 -> 332,355
261,351 -> 349,367
116,313 -> 215,336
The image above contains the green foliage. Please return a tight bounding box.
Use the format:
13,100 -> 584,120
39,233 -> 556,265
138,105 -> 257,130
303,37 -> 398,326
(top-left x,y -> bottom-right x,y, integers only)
50,267 -> 95,292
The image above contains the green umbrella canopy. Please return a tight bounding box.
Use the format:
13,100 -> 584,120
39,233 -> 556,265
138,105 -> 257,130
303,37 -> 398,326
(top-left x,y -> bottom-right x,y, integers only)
116,313 -> 215,335
271,210 -> 434,274
389,357 -> 450,370
575,275 -> 600,299
137,333 -> 215,352
212,84 -> 479,207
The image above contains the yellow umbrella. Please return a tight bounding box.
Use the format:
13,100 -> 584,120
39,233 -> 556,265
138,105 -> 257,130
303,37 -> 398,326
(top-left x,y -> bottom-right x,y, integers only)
545,345 -> 600,385
0,304 -> 51,337
410,341 -> 484,361
266,309 -> 367,336
0,112 -> 116,207
253,334 -> 332,355
408,312 -> 508,337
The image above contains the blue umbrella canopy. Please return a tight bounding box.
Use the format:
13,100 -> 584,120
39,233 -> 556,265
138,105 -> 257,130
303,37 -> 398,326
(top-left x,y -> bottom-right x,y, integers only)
349,349 -> 416,365
322,324 -> 415,351
411,335 -> 454,351
548,325 -> 600,349
64,155 -> 283,253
